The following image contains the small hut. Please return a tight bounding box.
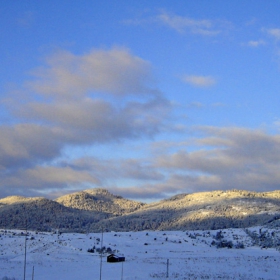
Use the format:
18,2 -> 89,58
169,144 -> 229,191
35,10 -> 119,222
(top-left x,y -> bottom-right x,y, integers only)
107,254 -> 125,263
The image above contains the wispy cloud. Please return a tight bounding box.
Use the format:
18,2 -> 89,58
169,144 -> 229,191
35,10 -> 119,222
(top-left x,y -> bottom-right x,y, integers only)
156,12 -> 223,36
182,75 -> 217,88
246,40 -> 266,47
125,11 -> 227,36
188,102 -> 204,108
265,28 -> 280,40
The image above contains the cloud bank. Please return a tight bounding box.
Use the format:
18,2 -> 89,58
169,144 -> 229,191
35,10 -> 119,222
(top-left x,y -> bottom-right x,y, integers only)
1,46 -> 280,201
0,48 -> 171,198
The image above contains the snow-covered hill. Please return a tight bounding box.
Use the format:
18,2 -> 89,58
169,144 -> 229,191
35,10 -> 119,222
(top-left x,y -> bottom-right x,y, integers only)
56,188 -> 144,214
1,189 -> 280,232
1,226 -> 280,280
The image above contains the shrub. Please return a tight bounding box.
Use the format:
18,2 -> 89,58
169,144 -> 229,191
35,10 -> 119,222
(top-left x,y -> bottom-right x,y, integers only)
87,245 -> 95,253
96,246 -> 106,253
215,230 -> 224,240
106,247 -> 113,253
235,242 -> 245,249
216,240 -> 233,249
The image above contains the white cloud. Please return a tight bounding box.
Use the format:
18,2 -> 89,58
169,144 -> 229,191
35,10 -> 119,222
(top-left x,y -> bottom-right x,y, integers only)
273,119 -> 280,129
1,45 -> 280,201
1,122 -> 280,200
124,11 -> 232,37
153,127 -> 280,194
28,47 -> 154,99
158,13 -> 209,33
266,28 -> 280,40
1,165 -> 100,197
246,40 -> 266,47
7,48 -> 171,145
156,12 -> 223,36
0,47 -> 174,198
188,102 -> 204,108
182,75 -> 216,88
0,124 -> 64,169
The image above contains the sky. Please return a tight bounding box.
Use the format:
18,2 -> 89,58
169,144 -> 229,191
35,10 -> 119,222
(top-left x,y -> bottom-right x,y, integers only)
1,1 -> 280,202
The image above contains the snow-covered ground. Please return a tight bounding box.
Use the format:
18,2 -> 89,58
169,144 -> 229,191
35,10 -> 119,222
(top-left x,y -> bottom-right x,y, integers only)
1,227 -> 280,280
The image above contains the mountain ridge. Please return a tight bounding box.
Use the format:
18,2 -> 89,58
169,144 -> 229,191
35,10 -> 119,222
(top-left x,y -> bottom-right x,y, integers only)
55,188 -> 145,215
1,188 -> 280,232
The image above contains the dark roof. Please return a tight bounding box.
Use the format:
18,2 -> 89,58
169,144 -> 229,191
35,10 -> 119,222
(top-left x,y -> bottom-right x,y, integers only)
107,254 -> 125,262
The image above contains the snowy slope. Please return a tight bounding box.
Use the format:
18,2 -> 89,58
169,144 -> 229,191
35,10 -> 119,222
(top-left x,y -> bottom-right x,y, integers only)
1,189 -> 280,232
1,226 -> 280,280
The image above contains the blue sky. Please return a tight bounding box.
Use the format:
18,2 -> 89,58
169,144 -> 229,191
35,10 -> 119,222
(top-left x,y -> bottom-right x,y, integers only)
1,1 -> 280,201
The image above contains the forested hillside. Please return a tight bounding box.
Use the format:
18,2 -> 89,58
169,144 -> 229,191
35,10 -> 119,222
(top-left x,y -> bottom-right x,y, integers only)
1,189 -> 280,232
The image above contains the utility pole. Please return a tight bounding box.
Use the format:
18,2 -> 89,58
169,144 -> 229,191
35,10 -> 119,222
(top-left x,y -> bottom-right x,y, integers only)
166,259 -> 169,278
32,266 -> 35,280
23,220 -> 27,280
99,227 -> 104,280
121,261 -> 124,280
98,201 -> 104,280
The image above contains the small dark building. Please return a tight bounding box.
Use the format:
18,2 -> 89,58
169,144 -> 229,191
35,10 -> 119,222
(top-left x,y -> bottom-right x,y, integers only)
107,254 -> 125,263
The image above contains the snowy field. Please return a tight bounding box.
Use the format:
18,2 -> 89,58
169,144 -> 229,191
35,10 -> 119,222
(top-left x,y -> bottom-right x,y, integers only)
1,227 -> 280,280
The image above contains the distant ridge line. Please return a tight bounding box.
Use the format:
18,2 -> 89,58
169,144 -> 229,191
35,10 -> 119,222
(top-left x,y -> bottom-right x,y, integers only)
0,189 -> 280,232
